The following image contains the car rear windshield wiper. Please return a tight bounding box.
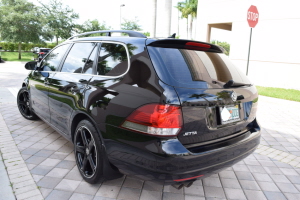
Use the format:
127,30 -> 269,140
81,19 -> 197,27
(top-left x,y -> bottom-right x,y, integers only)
223,80 -> 252,88
231,83 -> 252,87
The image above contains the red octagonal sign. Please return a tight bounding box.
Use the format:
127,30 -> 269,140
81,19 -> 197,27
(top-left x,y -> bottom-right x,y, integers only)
247,5 -> 259,28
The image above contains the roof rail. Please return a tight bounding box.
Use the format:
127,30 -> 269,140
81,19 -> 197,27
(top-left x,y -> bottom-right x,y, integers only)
68,30 -> 147,40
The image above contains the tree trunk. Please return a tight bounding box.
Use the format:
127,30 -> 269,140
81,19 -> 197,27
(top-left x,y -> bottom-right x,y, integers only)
56,36 -> 59,45
190,18 -> 193,40
177,10 -> 180,37
18,42 -> 21,60
186,17 -> 188,39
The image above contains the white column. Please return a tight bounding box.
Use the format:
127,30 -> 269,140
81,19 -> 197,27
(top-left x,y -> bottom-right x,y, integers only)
163,0 -> 172,37
150,0 -> 157,37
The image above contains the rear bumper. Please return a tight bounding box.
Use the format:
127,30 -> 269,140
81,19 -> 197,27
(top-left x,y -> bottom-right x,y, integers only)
105,128 -> 260,184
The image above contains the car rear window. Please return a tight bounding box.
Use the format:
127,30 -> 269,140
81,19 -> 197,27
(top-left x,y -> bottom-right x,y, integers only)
97,43 -> 128,76
147,47 -> 251,89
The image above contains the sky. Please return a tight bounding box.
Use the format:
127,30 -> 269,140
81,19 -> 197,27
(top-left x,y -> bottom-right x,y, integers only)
29,0 -> 231,42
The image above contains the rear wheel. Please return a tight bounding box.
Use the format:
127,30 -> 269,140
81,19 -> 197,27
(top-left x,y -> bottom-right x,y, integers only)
74,120 -> 105,183
17,87 -> 38,120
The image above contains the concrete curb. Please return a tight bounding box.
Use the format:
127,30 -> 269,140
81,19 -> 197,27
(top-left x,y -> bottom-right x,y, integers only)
0,153 -> 15,200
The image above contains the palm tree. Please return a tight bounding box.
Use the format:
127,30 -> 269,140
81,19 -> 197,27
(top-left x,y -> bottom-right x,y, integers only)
176,1 -> 189,38
186,0 -> 198,39
176,0 -> 198,39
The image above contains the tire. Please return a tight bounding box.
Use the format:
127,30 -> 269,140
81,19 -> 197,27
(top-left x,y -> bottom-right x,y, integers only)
74,119 -> 105,184
17,87 -> 38,120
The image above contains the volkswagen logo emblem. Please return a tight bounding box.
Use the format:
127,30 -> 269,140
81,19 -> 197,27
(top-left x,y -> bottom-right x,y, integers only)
231,91 -> 237,102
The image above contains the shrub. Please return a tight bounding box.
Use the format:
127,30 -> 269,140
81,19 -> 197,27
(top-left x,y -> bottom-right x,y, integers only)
0,42 -> 56,52
3,42 -> 9,51
22,43 -> 33,51
211,40 -> 230,56
8,43 -> 16,52
47,44 -> 56,49
143,32 -> 150,37
21,43 -> 27,51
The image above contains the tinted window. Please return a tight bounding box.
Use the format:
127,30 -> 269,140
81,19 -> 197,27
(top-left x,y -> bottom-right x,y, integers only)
82,44 -> 99,74
148,47 -> 251,88
40,44 -> 70,71
97,43 -> 128,76
61,42 -> 97,73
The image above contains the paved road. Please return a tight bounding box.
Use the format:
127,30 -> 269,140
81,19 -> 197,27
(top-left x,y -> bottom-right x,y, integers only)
0,62 -> 300,200
0,61 -> 29,88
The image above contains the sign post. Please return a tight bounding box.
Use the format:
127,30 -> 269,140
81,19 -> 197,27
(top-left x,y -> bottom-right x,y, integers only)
246,5 -> 259,75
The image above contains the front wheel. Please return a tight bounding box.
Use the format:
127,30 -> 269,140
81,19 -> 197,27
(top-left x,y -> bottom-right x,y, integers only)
17,87 -> 38,120
74,120 -> 105,184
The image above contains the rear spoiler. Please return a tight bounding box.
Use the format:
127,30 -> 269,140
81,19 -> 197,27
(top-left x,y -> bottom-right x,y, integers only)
146,39 -> 224,53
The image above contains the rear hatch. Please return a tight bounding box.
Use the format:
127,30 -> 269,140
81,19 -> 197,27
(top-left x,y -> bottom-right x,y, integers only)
146,39 -> 258,146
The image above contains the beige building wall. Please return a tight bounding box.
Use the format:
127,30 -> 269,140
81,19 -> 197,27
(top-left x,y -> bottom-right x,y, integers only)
196,0 -> 300,90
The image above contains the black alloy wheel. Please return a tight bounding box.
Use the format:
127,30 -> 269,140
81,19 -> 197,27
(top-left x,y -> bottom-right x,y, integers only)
74,120 -> 104,183
17,87 -> 38,120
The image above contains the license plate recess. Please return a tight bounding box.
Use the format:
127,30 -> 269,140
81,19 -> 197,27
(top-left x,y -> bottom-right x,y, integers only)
219,105 -> 240,124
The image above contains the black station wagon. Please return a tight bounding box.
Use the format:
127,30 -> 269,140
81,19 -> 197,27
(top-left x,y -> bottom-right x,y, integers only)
17,30 -> 260,189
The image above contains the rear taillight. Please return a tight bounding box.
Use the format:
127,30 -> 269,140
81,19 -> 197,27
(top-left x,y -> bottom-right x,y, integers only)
39,52 -> 45,55
121,104 -> 182,136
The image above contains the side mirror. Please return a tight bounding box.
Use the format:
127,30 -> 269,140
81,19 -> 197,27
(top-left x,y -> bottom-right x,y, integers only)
25,61 -> 37,70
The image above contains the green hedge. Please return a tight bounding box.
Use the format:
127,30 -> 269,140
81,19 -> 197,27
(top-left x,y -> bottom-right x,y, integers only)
211,40 -> 230,56
0,42 -> 57,51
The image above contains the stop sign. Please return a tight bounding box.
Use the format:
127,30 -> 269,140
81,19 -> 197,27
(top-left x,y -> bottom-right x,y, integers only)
247,5 -> 259,28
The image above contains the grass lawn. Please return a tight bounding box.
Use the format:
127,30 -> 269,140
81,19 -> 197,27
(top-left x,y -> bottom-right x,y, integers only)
256,86 -> 300,102
0,51 -> 33,62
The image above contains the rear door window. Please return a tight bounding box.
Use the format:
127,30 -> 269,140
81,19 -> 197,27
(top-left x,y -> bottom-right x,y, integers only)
96,43 -> 128,76
61,42 -> 97,73
147,47 -> 251,88
82,44 -> 98,74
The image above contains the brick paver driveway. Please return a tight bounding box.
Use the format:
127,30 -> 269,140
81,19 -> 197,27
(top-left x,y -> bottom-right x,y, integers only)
0,62 -> 299,200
